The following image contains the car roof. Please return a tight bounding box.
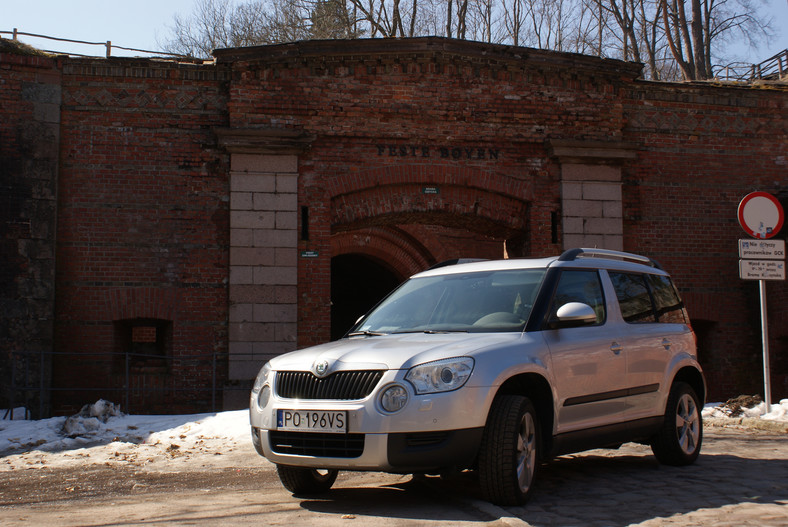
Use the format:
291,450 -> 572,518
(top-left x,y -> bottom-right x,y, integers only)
414,248 -> 669,279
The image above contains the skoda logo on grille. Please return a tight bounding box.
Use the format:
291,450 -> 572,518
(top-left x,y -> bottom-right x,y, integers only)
313,360 -> 330,378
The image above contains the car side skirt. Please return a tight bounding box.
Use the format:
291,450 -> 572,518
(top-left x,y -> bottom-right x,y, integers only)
549,416 -> 663,458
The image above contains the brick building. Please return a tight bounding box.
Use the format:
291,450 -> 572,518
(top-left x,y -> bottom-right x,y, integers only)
2,38 -> 786,416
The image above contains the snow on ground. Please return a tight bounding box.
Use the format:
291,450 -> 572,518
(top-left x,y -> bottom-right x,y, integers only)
703,398 -> 788,422
1,402 -> 250,458
0,401 -> 255,471
1,398 -> 786,470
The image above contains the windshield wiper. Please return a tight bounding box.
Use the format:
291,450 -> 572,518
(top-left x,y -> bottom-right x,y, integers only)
392,329 -> 469,334
346,330 -> 388,337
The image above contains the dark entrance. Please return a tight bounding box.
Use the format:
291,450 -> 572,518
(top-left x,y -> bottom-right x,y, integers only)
331,254 -> 402,340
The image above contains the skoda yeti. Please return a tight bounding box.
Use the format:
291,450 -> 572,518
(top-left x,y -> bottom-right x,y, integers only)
250,248 -> 705,505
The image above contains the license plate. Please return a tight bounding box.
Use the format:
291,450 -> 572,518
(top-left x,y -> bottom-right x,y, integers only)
276,410 -> 347,433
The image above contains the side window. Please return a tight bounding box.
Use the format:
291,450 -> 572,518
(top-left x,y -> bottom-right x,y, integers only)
550,270 -> 606,325
647,274 -> 687,323
609,272 -> 656,323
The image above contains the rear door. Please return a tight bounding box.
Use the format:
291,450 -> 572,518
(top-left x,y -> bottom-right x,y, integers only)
607,271 -> 694,420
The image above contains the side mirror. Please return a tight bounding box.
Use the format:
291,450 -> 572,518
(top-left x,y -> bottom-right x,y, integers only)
551,302 -> 598,328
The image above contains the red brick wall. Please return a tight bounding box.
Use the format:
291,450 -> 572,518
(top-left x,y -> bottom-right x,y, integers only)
221,42 -> 627,344
52,59 -> 231,414
621,82 -> 788,400
4,38 -> 787,413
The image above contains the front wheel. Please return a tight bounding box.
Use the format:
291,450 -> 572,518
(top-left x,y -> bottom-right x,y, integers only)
276,465 -> 339,495
650,382 -> 702,466
478,395 -> 541,506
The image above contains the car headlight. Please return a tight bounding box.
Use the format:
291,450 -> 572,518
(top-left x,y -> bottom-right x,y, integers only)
405,357 -> 474,394
252,362 -> 272,393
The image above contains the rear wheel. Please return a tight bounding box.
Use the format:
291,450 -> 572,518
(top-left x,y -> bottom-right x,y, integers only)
478,395 -> 541,505
651,382 -> 702,465
276,465 -> 339,495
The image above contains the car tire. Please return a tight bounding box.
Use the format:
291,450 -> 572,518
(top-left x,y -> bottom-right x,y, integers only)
478,395 -> 541,505
650,382 -> 702,466
276,465 -> 339,495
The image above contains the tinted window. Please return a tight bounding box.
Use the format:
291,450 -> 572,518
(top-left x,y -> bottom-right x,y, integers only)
550,270 -> 606,325
609,272 -> 656,323
647,274 -> 687,323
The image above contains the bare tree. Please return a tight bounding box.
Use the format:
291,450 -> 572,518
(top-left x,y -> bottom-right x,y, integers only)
468,0 -> 498,42
659,0 -> 772,79
161,0 -> 775,81
310,0 -> 362,38
501,0 -> 527,45
161,0 -> 237,57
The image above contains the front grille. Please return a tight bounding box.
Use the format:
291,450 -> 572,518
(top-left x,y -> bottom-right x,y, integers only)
275,370 -> 384,400
269,431 -> 365,458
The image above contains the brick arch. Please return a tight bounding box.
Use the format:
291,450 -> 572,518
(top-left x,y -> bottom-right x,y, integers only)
107,287 -> 178,321
325,164 -> 535,201
331,227 -> 434,279
331,183 -> 531,239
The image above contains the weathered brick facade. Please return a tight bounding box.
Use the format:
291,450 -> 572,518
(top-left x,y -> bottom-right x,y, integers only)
0,50 -> 60,417
2,38 -> 786,414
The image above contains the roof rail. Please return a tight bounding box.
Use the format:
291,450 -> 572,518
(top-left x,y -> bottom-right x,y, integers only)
558,248 -> 662,269
428,258 -> 487,270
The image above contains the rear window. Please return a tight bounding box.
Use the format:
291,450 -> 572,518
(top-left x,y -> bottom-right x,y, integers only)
609,272 -> 686,324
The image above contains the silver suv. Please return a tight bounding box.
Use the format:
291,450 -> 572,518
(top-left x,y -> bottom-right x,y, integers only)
250,248 -> 705,505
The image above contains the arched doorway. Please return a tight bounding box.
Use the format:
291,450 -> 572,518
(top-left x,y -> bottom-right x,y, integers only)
330,254 -> 402,340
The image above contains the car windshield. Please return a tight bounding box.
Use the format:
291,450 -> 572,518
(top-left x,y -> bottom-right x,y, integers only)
350,268 -> 547,335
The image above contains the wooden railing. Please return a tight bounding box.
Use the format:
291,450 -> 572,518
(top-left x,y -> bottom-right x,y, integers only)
1,28 -> 191,59
749,49 -> 787,81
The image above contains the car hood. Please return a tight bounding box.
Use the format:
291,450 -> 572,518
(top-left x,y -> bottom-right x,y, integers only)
268,332 -> 526,374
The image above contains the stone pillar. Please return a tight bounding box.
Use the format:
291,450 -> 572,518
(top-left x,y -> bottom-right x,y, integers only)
217,128 -> 312,407
547,140 -> 637,251
228,154 -> 299,380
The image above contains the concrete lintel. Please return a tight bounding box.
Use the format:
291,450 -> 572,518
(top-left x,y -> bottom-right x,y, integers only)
547,139 -> 638,164
216,127 -> 314,155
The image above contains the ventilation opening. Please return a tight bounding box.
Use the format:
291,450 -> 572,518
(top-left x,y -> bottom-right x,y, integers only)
114,318 -> 172,374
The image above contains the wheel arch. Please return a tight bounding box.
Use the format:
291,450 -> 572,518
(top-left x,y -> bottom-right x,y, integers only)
494,373 -> 555,457
672,367 -> 706,406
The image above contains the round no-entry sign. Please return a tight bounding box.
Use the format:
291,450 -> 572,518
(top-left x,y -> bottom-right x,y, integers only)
738,191 -> 784,239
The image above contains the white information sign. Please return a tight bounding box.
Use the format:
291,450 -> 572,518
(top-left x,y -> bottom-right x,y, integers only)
738,239 -> 786,260
739,259 -> 786,281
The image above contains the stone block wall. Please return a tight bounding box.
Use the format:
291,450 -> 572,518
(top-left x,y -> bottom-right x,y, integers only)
0,51 -> 60,417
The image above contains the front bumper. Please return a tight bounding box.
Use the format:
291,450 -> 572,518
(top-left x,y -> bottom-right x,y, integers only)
250,371 -> 492,472
252,426 -> 484,472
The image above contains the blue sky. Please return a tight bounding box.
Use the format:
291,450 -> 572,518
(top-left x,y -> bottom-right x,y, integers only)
2,0 -> 786,65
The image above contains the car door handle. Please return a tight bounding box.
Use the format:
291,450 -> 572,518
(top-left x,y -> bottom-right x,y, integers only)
610,342 -> 623,354
662,338 -> 671,351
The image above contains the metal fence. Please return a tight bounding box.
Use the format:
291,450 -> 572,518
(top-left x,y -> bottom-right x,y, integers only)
4,350 -> 242,419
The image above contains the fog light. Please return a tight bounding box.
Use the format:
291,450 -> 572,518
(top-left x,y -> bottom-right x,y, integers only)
257,385 -> 271,408
380,384 -> 408,413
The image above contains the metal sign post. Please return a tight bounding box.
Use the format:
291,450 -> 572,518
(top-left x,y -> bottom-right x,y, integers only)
737,192 -> 785,410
